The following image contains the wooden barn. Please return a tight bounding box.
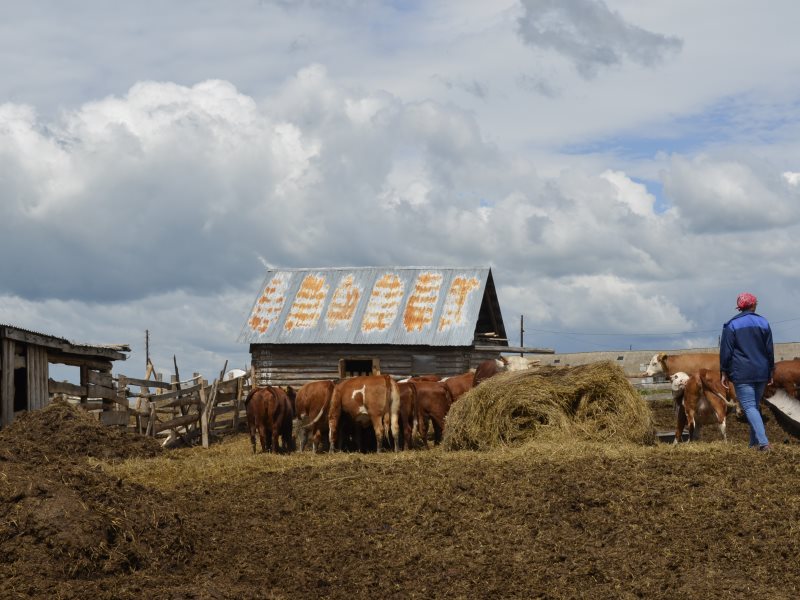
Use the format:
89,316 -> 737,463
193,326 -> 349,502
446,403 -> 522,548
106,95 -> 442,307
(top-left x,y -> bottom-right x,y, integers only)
1,324 -> 129,427
239,266 -> 551,386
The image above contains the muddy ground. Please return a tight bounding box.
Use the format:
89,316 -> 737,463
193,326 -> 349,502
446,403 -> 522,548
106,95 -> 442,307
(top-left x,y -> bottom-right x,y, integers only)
1,399 -> 799,599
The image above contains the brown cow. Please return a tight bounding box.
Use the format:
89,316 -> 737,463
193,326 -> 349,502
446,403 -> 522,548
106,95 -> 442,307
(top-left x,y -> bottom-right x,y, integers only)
397,381 -> 416,450
328,375 -> 400,453
765,359 -> 800,399
645,352 -> 719,378
292,380 -> 335,453
413,380 -> 454,448
674,369 -> 736,443
473,359 -> 504,387
441,371 -> 474,401
245,386 -> 295,454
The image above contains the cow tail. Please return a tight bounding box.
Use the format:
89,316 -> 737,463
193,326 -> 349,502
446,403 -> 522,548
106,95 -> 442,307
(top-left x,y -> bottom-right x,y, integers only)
410,381 -> 420,440
244,387 -> 258,407
304,396 -> 329,429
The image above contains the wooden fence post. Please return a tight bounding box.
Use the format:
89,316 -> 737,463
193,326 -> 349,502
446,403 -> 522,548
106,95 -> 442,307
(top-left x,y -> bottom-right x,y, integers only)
199,379 -> 209,448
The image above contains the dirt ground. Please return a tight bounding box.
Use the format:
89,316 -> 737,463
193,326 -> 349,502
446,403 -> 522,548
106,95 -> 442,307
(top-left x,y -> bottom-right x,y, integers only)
1,399 -> 799,599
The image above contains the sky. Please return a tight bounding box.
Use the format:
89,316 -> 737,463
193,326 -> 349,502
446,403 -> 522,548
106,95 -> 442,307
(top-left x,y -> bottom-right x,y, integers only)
2,0 -> 800,381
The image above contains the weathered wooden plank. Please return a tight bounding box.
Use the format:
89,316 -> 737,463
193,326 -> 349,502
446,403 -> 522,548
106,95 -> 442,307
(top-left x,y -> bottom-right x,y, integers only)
87,370 -> 113,387
48,379 -> 87,396
153,413 -> 199,434
152,395 -> 202,410
2,328 -> 127,361
138,382 -> 203,402
87,383 -> 117,400
2,339 -> 15,427
100,411 -> 130,426
47,352 -> 114,371
119,376 -> 174,390
200,382 -> 210,448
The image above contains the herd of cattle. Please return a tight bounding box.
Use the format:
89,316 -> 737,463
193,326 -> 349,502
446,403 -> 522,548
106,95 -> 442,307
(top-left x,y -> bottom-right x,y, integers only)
644,353 -> 800,442
244,356 -> 537,454
243,352 -> 800,453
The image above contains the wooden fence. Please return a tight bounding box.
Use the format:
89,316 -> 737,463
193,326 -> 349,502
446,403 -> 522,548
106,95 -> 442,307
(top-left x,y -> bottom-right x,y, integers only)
54,368 -> 252,448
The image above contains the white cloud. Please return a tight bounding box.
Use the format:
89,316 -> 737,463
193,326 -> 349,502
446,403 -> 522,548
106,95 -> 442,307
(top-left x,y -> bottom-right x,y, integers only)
663,155 -> 800,233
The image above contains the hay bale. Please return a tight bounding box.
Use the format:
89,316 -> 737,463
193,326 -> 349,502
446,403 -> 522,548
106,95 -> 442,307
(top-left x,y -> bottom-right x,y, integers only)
442,361 -> 656,450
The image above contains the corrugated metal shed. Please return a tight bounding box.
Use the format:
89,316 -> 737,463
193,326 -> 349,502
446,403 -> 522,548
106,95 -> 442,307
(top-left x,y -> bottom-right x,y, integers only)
239,267 -> 501,346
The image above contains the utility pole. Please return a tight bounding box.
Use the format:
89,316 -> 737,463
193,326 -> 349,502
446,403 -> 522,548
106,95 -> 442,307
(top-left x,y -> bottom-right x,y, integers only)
145,329 -> 150,370
520,315 -> 524,357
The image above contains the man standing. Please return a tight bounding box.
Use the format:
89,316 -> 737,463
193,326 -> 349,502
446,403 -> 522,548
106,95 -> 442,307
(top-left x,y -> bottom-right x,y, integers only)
720,292 -> 774,451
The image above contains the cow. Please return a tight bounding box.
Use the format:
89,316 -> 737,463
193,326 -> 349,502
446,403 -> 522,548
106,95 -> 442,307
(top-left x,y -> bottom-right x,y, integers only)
292,380 -> 335,453
441,371 -> 474,401
765,359 -> 800,399
396,380 -> 417,450
245,386 -> 295,454
472,356 -> 540,387
674,369 -> 736,443
328,375 -> 400,453
412,380 -> 454,448
644,352 -> 720,378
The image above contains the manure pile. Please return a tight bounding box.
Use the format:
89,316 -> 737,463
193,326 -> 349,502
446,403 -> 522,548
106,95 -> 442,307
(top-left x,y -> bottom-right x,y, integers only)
443,361 -> 655,450
0,402 -> 194,597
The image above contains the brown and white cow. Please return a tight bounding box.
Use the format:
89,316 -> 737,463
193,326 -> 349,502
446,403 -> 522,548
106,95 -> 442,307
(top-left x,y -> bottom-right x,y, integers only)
245,386 -> 295,454
674,369 -> 736,443
412,380 -> 454,448
292,379 -> 335,453
645,352 -> 720,378
328,375 -> 400,453
472,356 -> 540,387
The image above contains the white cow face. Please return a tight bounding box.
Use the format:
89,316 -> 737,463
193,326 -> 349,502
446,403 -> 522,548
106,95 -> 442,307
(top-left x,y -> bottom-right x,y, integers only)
644,354 -> 664,377
503,356 -> 539,371
670,372 -> 690,392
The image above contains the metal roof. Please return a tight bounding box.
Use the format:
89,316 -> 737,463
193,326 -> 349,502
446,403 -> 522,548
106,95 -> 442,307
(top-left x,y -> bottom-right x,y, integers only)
239,267 -> 498,346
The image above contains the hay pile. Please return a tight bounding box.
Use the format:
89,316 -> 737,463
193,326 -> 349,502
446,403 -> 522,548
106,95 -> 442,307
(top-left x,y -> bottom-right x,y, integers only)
442,361 -> 655,450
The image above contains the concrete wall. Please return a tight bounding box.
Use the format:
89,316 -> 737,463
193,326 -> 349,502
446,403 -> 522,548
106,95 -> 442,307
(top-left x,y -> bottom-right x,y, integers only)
531,343 -> 800,380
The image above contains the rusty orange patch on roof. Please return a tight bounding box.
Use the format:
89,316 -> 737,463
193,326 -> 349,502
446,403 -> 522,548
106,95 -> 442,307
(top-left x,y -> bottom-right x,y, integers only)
403,272 -> 443,332
438,276 -> 480,331
362,273 -> 404,332
326,274 -> 361,328
285,274 -> 329,331
248,275 -> 289,334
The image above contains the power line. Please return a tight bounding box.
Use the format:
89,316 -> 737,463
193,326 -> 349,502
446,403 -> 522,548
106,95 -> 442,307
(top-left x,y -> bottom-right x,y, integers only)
524,316 -> 800,338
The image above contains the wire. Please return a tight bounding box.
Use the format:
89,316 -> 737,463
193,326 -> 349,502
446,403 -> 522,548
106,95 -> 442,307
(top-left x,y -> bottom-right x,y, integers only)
524,315 -> 800,338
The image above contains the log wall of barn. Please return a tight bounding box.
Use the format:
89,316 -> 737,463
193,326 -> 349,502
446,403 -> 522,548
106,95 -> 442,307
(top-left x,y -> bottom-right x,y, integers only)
250,344 -> 505,386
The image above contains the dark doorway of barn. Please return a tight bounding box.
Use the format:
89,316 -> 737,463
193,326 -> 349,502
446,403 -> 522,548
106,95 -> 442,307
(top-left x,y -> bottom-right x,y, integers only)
339,359 -> 378,378
13,367 -> 27,412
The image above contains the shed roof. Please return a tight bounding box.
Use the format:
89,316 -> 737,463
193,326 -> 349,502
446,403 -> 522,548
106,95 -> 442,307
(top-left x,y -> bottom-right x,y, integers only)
0,324 -> 130,361
239,267 -> 507,347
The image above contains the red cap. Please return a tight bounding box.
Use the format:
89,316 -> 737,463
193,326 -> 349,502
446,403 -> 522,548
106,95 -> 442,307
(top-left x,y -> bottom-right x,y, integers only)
736,292 -> 757,310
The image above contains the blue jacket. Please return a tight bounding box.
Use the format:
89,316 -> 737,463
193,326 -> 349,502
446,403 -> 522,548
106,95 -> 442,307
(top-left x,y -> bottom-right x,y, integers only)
720,311 -> 774,383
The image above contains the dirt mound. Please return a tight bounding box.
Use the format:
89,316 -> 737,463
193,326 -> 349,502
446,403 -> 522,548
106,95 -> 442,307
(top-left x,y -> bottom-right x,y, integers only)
0,402 -> 194,595
0,399 -> 162,463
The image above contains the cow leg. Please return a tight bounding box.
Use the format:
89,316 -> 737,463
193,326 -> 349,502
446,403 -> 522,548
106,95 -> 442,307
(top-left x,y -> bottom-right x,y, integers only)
719,418 -> 727,442
372,415 -> 385,453
418,414 -> 430,449
248,416 -> 257,454
259,424 -> 269,453
674,405 -> 687,444
432,415 -> 444,446
687,411 -> 696,442
328,392 -> 342,454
